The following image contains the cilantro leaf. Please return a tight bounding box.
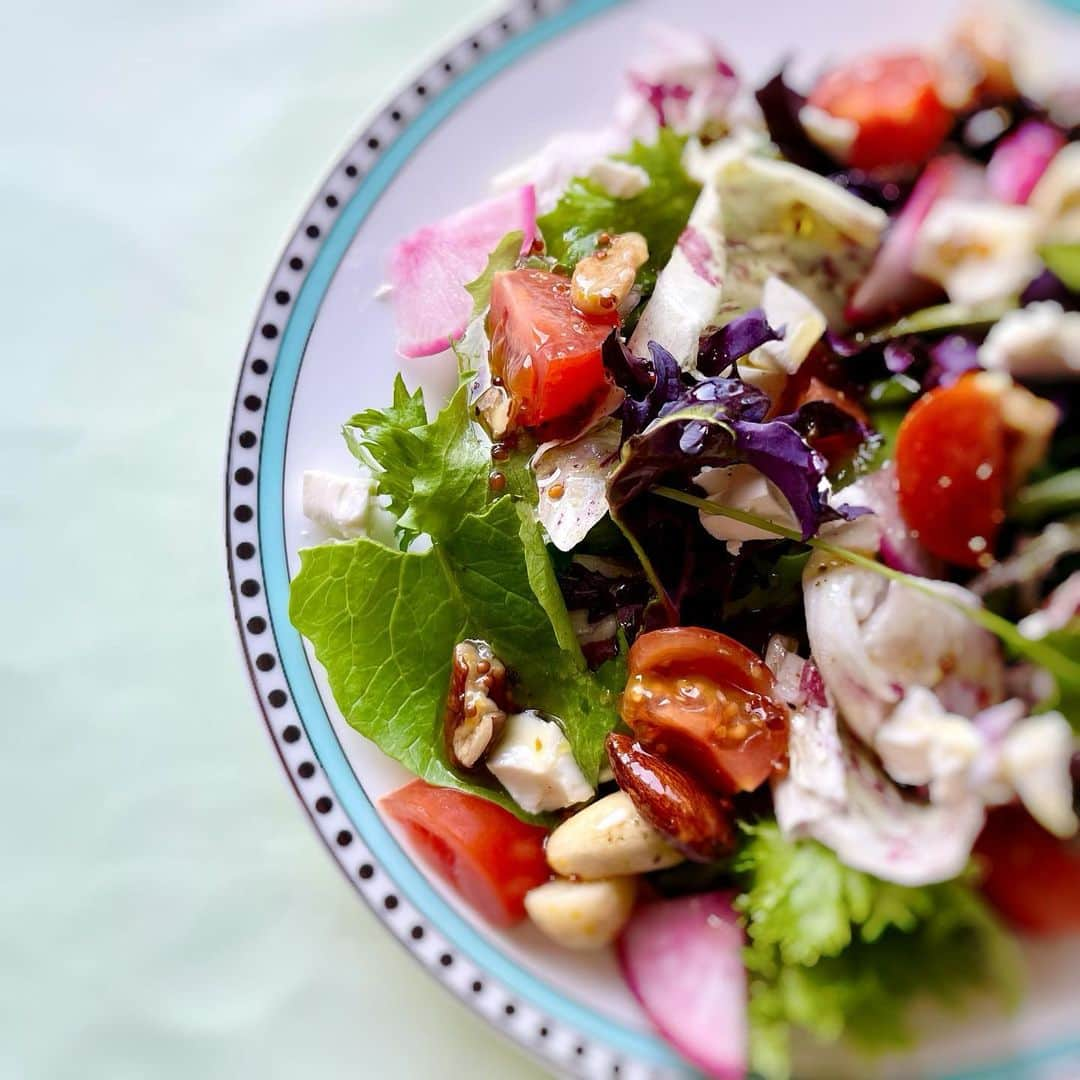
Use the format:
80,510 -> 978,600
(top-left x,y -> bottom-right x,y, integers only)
735,823 -> 1020,1079
464,230 -> 523,320
290,497 -> 622,816
538,129 -> 701,290
343,376 -> 491,547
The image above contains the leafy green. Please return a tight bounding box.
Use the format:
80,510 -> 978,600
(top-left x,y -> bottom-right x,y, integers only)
1040,242 -> 1080,291
538,129 -> 700,290
1038,619 -> 1080,726
343,376 -> 491,547
464,230 -> 523,320
735,824 -> 1020,1079
864,298 -> 1015,343
723,547 -> 810,620
1010,469 -> 1080,524
290,497 -> 623,816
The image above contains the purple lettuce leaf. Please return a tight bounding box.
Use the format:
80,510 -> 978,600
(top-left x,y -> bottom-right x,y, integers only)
1022,269 -> 1080,312
754,69 -> 837,174
602,334 -> 687,442
697,308 -> 783,376
607,377 -> 853,618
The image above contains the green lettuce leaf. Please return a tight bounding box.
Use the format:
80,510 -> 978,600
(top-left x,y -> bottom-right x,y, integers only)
343,376 -> 491,548
290,496 -> 623,815
464,230 -> 523,320
735,823 -> 1020,1079
538,129 -> 701,290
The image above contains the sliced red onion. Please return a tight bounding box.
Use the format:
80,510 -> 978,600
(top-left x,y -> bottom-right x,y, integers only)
986,120 -> 1067,205
847,155 -> 983,326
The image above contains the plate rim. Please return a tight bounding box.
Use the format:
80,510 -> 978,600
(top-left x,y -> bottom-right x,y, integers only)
222,3 -> 682,1078
222,2 -> 1080,1078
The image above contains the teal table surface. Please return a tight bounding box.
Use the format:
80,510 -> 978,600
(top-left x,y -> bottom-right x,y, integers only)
2,2 -> 547,1076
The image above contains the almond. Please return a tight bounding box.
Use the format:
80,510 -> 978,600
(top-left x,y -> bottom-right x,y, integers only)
605,733 -> 737,862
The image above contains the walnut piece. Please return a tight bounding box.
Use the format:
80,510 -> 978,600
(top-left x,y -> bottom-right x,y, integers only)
445,640 -> 509,770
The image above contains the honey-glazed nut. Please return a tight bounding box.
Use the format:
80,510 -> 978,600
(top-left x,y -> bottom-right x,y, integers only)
605,733 -> 737,862
571,232 -> 649,317
445,639 -> 509,770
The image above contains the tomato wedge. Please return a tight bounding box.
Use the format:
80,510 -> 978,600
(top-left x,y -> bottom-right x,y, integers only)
381,780 -> 549,927
487,268 -> 618,430
974,805 -> 1080,935
895,374 -> 1006,567
620,628 -> 789,795
808,52 -> 952,171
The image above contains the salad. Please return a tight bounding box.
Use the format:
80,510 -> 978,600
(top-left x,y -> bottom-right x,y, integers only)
290,15 -> 1080,1079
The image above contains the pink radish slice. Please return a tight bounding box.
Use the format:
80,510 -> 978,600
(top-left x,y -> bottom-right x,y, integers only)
388,185 -> 536,358
846,155 -> 983,326
618,891 -> 747,1080
986,120 -> 1066,205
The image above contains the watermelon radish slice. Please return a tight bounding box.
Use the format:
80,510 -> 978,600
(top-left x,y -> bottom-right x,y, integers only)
388,186 -> 536,358
618,890 -> 747,1079
846,155 -> 982,326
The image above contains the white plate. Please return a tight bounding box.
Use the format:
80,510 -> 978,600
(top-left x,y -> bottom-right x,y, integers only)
225,1 -> 1080,1075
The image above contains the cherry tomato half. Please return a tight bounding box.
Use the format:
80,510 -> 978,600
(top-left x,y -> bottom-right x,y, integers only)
381,779 -> 550,927
808,52 -> 952,171
620,627 -> 789,795
895,374 -> 1006,567
487,268 -> 618,430
974,805 -> 1080,935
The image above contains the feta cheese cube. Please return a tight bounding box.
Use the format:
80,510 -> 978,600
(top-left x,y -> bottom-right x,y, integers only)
912,199 -> 1041,306
301,470 -> 373,539
1000,712 -> 1078,838
978,301 -> 1080,379
486,710 -> 594,814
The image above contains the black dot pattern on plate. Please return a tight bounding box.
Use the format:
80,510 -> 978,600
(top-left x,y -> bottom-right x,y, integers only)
227,12 -> 602,1072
